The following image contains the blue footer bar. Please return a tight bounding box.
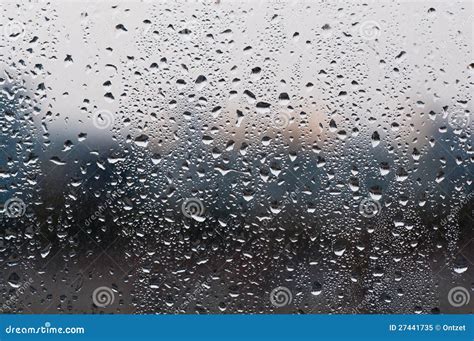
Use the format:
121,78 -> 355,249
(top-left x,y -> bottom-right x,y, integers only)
0,315 -> 472,340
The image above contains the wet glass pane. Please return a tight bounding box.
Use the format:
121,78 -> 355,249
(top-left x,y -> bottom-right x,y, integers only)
0,0 -> 473,314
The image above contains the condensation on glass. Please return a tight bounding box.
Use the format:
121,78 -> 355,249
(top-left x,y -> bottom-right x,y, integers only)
0,0 -> 473,314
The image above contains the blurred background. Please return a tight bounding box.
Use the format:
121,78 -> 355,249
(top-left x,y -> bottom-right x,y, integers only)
0,0 -> 473,314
